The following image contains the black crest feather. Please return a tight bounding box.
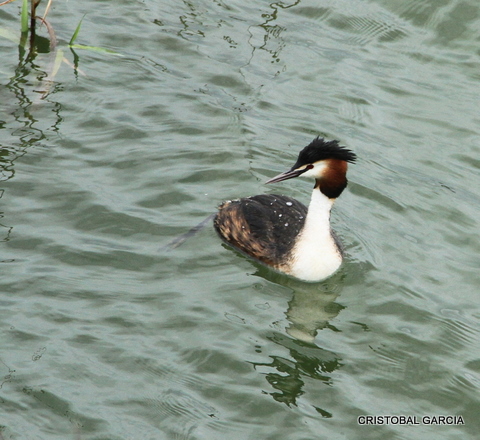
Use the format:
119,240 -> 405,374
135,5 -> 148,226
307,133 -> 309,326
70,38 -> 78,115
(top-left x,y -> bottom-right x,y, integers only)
292,137 -> 356,169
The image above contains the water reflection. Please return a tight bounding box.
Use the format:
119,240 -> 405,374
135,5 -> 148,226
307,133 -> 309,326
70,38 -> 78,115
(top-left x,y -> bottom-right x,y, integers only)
253,266 -> 345,342
252,332 -> 341,414
3,36 -> 63,153
250,267 -> 346,412
1,35 -> 65,251
285,283 -> 344,343
254,1 -> 302,65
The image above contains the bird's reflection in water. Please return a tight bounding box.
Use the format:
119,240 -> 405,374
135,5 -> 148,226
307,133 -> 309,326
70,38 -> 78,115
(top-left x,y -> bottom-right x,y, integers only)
253,333 -> 341,413
285,281 -> 344,343
250,266 -> 347,412
253,265 -> 346,343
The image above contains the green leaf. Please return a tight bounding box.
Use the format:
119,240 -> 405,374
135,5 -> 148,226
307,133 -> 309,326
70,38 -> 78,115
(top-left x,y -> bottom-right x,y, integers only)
70,44 -> 123,56
21,0 -> 28,34
69,14 -> 86,46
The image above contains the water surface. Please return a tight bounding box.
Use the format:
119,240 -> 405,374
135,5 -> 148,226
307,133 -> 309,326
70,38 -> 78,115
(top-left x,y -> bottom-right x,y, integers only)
0,0 -> 479,439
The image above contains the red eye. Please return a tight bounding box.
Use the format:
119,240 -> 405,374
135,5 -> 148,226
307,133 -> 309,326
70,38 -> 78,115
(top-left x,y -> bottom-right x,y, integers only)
306,164 -> 314,170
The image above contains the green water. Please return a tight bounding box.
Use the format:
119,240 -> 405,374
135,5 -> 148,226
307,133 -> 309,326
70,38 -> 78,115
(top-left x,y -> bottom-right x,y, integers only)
0,0 -> 479,439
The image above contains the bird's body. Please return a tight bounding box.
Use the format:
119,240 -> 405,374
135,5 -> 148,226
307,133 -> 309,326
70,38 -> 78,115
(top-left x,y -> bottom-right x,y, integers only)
214,194 -> 307,268
214,137 -> 356,282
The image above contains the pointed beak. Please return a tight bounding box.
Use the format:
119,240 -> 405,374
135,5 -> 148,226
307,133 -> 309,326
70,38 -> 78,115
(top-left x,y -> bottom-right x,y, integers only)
265,168 -> 307,184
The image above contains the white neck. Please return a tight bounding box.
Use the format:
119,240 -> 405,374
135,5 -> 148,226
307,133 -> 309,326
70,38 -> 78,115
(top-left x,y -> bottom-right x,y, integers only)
288,188 -> 342,282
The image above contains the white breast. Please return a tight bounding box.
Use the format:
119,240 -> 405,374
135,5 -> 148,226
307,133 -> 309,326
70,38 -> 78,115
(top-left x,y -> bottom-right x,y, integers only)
288,189 -> 342,282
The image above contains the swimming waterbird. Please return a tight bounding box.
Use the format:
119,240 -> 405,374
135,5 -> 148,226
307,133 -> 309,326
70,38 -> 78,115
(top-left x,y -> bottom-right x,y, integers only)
214,137 -> 356,282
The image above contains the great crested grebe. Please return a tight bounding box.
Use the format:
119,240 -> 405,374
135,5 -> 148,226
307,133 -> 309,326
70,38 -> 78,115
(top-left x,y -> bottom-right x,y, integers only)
214,137 -> 356,282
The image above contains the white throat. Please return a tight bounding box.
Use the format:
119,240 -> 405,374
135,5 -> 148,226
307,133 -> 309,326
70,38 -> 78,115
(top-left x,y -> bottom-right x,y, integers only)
288,188 -> 342,282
